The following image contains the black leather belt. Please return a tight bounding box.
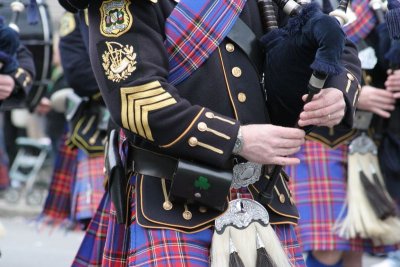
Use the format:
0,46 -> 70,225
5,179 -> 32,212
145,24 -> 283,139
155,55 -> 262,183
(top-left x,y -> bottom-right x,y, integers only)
227,18 -> 263,74
128,145 -> 178,180
128,145 -> 232,212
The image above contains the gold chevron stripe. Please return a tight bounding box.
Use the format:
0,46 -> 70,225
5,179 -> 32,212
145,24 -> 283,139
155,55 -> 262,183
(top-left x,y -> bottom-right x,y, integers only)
120,81 -> 177,141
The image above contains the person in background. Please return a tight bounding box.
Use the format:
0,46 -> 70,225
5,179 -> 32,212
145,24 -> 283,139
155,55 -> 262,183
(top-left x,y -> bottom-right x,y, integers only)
287,1 -> 400,267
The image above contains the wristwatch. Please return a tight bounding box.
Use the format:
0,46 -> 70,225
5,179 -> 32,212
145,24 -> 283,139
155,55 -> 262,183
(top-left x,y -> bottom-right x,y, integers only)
232,127 -> 243,155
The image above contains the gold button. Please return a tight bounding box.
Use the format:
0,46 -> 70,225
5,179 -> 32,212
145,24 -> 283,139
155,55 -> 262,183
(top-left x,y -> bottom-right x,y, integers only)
163,201 -> 173,211
365,75 -> 372,84
197,122 -> 207,132
199,206 -> 207,213
183,210 -> 192,220
226,43 -> 235,52
205,112 -> 214,119
188,137 -> 198,147
237,92 -> 247,103
232,67 -> 242,78
279,194 -> 286,203
347,73 -> 354,81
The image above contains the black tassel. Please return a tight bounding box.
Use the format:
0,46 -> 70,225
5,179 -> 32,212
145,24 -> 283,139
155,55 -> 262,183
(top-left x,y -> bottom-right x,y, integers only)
371,171 -> 398,217
229,251 -> 245,267
229,238 -> 245,267
256,247 -> 277,267
359,170 -> 396,220
256,233 -> 277,267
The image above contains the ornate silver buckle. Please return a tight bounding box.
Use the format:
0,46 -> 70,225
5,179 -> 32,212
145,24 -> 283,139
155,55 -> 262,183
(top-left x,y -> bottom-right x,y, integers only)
232,162 -> 262,189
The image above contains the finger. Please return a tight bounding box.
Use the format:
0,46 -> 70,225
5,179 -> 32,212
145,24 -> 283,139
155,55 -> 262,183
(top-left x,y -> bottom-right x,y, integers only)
379,103 -> 396,111
299,103 -> 343,120
270,156 -> 301,166
276,138 -> 305,148
371,107 -> 391,118
274,146 -> 302,157
373,95 -> 396,105
298,113 -> 343,127
372,89 -> 395,99
393,92 -> 400,98
275,127 -> 306,139
302,92 -> 323,102
386,80 -> 400,89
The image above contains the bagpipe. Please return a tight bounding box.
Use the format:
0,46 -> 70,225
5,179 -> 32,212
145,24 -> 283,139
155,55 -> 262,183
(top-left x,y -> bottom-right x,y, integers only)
211,1 -> 354,266
0,0 -> 53,111
333,0 -> 400,246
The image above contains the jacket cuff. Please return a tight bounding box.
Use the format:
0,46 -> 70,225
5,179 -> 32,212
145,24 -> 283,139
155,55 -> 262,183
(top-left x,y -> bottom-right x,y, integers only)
160,108 -> 240,168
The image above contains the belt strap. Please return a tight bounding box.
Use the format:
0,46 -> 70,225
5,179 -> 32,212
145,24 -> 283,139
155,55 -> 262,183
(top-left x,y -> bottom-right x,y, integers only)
227,18 -> 263,73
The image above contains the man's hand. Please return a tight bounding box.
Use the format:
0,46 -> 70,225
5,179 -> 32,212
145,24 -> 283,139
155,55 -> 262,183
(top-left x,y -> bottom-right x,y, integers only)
385,69 -> 400,98
35,97 -> 52,115
357,85 -> 395,118
238,124 -> 305,166
298,88 -> 346,128
0,74 -> 15,100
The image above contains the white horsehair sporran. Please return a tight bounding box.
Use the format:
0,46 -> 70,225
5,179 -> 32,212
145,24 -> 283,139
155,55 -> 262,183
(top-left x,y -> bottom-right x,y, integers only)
210,198 -> 291,267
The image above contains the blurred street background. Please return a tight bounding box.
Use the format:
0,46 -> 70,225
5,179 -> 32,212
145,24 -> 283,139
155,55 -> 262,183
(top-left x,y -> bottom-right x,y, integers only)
0,1 -> 396,267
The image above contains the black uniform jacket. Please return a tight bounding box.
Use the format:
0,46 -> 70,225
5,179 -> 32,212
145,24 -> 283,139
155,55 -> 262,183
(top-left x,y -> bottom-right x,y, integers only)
59,12 -> 100,98
86,0 -> 361,231
0,45 -> 35,109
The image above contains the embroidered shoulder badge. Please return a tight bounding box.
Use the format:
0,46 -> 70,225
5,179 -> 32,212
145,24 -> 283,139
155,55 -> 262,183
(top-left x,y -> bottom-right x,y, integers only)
59,13 -> 76,37
100,0 -> 132,37
102,41 -> 137,82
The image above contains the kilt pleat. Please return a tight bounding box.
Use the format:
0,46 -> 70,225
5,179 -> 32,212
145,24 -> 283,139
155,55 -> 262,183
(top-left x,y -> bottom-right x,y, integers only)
71,150 -> 105,221
96,176 -> 306,267
72,192 -> 111,267
0,148 -> 9,189
41,133 -> 77,223
286,140 -> 399,253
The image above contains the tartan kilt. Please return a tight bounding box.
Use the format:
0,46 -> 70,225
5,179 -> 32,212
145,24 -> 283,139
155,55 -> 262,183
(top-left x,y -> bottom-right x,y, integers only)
97,177 -> 306,267
286,140 -> 400,253
41,133 -> 77,222
0,148 -> 9,189
71,150 -> 105,222
72,191 -> 111,267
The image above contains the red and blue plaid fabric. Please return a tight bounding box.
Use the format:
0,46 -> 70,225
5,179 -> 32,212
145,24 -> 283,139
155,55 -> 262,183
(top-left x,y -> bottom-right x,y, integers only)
72,191 -> 111,267
165,0 -> 246,85
286,140 -> 400,253
101,200 -> 130,267
0,148 -> 9,189
98,174 -> 305,266
343,0 -> 377,44
71,150 -> 105,222
41,133 -> 77,223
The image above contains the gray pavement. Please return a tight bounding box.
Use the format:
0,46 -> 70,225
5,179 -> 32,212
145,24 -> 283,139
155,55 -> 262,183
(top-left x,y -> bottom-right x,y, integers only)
0,216 -> 387,267
0,216 -> 84,267
0,193 -> 390,267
